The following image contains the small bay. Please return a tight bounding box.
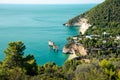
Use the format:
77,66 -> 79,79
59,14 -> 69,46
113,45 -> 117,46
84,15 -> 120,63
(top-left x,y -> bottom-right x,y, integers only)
0,4 -> 96,66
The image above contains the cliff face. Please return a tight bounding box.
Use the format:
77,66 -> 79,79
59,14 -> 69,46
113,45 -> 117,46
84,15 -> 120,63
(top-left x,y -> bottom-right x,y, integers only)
65,17 -> 91,35
63,43 -> 87,56
78,18 -> 91,35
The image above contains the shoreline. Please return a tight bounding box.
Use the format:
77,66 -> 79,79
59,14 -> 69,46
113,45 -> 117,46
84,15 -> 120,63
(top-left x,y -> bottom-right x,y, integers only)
65,18 -> 91,35
67,52 -> 77,60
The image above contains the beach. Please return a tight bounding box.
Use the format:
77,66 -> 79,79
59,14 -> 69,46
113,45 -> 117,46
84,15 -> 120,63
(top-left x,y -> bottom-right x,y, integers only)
68,52 -> 77,60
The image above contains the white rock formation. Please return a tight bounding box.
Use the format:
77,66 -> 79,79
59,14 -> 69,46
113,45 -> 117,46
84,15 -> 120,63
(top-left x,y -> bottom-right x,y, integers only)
77,18 -> 91,35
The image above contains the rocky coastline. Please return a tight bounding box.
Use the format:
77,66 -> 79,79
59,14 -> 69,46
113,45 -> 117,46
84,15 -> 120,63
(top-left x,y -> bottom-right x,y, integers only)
63,17 -> 90,60
64,18 -> 91,35
62,41 -> 87,60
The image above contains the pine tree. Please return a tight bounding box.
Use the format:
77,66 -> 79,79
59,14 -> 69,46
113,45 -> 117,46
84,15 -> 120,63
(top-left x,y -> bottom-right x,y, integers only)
3,41 -> 25,68
2,41 -> 38,76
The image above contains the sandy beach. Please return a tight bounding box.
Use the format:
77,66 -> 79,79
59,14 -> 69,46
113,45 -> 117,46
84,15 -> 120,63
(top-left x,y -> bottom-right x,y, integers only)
68,52 -> 77,60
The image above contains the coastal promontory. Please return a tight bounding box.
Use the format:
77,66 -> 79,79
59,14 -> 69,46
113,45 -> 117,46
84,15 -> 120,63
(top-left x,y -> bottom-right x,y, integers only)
63,0 -> 120,60
64,0 -> 120,35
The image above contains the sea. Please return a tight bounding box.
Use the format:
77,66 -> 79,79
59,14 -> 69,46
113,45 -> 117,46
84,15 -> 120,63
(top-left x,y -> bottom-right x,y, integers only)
0,4 -> 96,66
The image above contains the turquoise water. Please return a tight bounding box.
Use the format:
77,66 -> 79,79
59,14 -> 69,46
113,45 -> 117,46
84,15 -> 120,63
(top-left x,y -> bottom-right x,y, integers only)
0,4 -> 96,66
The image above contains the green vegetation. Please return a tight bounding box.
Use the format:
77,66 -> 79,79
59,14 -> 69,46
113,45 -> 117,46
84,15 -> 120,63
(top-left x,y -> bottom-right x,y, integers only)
0,0 -> 120,80
63,0 -> 120,79
66,0 -> 120,58
0,41 -> 120,80
65,0 -> 120,60
0,41 -> 65,80
86,0 -> 120,27
66,0 -> 120,28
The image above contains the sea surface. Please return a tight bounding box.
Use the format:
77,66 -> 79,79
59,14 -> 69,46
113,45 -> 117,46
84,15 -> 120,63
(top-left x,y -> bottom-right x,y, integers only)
0,4 -> 96,66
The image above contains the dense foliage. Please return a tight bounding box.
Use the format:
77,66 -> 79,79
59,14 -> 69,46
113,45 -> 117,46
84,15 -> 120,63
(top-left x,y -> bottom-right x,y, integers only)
65,0 -> 120,60
66,0 -> 120,28
63,0 -> 120,79
86,0 -> 120,27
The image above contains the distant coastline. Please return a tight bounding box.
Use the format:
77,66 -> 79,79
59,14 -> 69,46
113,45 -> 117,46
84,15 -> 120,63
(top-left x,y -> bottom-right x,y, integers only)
0,4 -> 96,65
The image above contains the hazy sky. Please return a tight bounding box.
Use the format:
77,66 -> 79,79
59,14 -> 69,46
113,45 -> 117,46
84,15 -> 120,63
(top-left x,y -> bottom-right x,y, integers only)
0,0 -> 105,4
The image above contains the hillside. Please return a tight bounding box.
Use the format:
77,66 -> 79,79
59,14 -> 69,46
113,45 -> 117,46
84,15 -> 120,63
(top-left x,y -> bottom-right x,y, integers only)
62,1 -> 120,79
64,0 -> 120,60
65,0 -> 120,29
0,0 -> 120,80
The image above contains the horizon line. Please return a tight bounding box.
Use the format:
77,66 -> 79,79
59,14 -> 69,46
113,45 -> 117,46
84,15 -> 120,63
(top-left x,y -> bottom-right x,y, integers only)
0,3 -> 100,5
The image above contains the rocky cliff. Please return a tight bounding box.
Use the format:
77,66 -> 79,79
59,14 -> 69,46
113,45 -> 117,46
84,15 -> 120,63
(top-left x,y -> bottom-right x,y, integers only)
63,43 -> 87,56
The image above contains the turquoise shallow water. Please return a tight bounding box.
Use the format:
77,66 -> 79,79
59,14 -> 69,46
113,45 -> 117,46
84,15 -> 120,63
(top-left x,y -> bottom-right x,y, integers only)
0,4 -> 96,66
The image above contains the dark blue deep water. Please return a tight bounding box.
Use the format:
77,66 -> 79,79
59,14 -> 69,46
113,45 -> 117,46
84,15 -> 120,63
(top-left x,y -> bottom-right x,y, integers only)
0,4 -> 96,66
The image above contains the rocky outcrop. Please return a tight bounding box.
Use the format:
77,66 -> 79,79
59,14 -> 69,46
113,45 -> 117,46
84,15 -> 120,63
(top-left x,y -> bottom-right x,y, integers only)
48,40 -> 58,52
48,40 -> 54,46
64,18 -> 91,35
77,44 -> 87,56
79,18 -> 91,35
62,47 -> 72,54
63,43 -> 87,56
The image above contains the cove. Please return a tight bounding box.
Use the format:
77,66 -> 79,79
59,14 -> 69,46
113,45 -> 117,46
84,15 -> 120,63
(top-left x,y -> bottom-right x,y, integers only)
0,4 -> 96,66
